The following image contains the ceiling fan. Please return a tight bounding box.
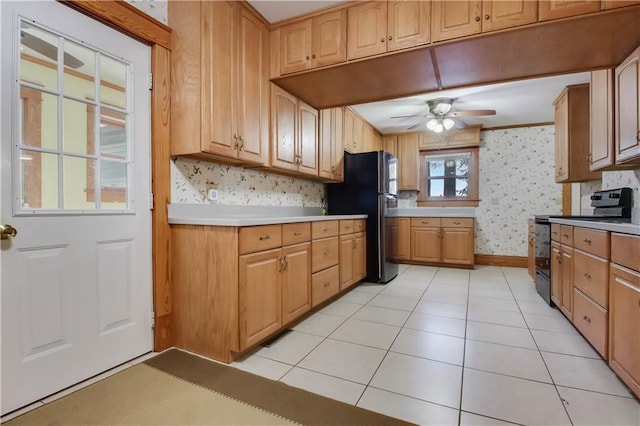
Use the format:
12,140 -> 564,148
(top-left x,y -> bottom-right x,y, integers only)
391,97 -> 496,133
21,31 -> 84,69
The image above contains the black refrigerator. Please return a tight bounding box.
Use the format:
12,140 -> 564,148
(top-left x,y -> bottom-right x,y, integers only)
327,151 -> 399,283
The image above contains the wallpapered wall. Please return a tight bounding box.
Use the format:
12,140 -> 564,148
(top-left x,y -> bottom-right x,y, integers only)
580,171 -> 640,214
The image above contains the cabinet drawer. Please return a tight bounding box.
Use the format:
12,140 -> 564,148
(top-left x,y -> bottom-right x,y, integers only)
551,224 -> 561,242
411,217 -> 441,227
441,218 -> 473,228
282,222 -> 311,246
560,225 -> 573,245
573,227 -> 610,258
312,236 -> 339,272
239,224 -> 282,255
353,219 -> 366,233
573,288 -> 608,359
312,220 -> 339,239
611,233 -> 640,272
311,264 -> 339,307
339,219 -> 355,234
573,249 -> 609,308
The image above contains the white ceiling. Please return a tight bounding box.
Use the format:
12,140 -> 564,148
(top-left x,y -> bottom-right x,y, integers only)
249,1 -> 591,134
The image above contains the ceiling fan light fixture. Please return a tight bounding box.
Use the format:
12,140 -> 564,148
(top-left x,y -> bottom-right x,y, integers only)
426,118 -> 438,131
443,118 -> 455,130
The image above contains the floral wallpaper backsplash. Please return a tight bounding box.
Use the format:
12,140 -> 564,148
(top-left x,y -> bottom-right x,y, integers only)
476,125 -> 561,257
172,158 -> 325,207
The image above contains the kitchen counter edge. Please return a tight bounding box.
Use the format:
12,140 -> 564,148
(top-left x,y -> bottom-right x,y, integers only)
168,214 -> 368,227
549,218 -> 640,236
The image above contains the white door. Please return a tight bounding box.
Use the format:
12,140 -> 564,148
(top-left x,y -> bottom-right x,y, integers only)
1,1 -> 152,415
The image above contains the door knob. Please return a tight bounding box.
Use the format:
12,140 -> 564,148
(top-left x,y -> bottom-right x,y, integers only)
0,224 -> 17,240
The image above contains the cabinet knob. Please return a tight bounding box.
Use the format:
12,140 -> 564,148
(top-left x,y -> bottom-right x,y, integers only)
583,315 -> 591,323
485,14 -> 490,20
388,35 -> 393,41
380,37 -> 385,43
312,54 -> 316,59
475,16 -> 480,21
324,282 -> 330,288
324,250 -> 330,256
306,55 -> 310,60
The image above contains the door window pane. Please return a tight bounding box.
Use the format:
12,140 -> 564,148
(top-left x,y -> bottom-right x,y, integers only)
100,55 -> 126,109
21,150 -> 58,209
63,98 -> 92,155
63,40 -> 94,100
20,22 -> 58,91
100,109 -> 127,160
63,156 -> 96,209
100,159 -> 127,208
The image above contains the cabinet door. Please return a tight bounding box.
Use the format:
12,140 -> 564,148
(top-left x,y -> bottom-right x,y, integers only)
237,6 -> 269,165
431,1 -> 482,42
343,108 -> 357,153
609,264 -> 640,398
279,19 -> 312,75
554,91 -> 569,182
590,69 -> 614,170
332,107 -> 345,181
282,243 -> 311,325
201,1 -> 236,157
482,1 -> 537,32
347,1 -> 388,60
397,217 -> 411,261
441,227 -> 474,265
239,248 -> 282,350
383,135 -> 398,156
312,10 -> 347,68
551,241 -> 562,307
539,1 -> 600,22
318,109 -> 333,180
446,126 -> 481,148
339,234 -> 354,290
387,0 -> 430,51
411,227 -> 440,262
271,85 -> 298,172
615,46 -> 640,164
298,100 -> 319,176
601,1 -> 640,9
353,113 -> 364,153
353,233 -> 367,283
398,132 -> 420,191
561,246 -> 573,320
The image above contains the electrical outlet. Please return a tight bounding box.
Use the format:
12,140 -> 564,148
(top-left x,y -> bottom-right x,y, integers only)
206,183 -> 219,202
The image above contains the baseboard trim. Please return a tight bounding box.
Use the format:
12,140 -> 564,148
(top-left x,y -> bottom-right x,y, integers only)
474,254 -> 527,268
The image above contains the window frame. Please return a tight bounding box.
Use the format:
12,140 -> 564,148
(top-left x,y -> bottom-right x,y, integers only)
417,147 -> 479,207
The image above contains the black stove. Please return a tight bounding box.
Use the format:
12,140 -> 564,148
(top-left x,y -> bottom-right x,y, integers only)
533,187 -> 633,306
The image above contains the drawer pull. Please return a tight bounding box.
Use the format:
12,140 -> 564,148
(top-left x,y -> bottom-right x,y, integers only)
279,257 -> 286,272
552,231 -> 558,235
323,282 -> 331,288
322,227 -> 329,232
582,238 -> 591,244
259,235 -> 271,241
293,231 -> 303,236
421,221 -> 430,224
324,250 -> 330,256
453,221 -> 461,225
583,272 -> 591,279
344,225 -> 351,229
562,233 -> 569,238
583,315 -> 591,324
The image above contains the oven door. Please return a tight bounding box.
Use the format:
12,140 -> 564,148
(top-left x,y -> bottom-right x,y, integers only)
534,221 -> 551,278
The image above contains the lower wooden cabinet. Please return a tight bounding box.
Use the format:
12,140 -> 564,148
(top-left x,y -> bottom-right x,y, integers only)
408,217 -> 474,267
573,287 -> 608,358
550,241 -> 562,307
339,231 -> 366,290
390,217 -> 411,261
561,246 -> 574,321
281,242 -> 312,325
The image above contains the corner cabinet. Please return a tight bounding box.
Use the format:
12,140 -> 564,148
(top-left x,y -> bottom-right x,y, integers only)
397,132 -> 420,191
615,45 -> 640,164
553,84 -> 601,182
170,1 -> 269,165
271,85 -> 319,177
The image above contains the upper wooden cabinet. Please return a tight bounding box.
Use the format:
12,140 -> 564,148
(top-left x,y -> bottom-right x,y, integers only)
419,126 -> 481,150
615,45 -> 640,164
432,1 -> 481,42
348,1 -> 430,60
170,1 -> 269,165
277,10 -> 346,75
539,1 -> 600,21
271,85 -> 319,177
590,69 -> 615,170
553,84 -> 602,182
397,132 -> 420,190
481,1 -> 538,32
383,135 -> 398,156
319,107 -> 345,182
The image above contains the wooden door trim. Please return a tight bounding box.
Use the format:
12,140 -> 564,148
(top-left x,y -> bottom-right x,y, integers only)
60,0 -> 173,352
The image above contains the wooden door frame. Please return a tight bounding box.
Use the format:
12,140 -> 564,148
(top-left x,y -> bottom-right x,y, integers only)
60,0 -> 173,351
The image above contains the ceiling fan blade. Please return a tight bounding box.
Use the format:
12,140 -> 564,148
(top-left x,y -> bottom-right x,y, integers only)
453,118 -> 468,129
390,114 -> 427,119
450,109 -> 496,117
407,122 -> 424,131
21,31 -> 84,69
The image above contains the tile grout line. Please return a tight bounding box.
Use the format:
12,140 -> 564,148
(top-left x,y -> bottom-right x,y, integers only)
456,268 -> 472,426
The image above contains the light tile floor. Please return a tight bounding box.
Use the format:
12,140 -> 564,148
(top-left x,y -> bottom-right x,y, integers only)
233,265 -> 640,425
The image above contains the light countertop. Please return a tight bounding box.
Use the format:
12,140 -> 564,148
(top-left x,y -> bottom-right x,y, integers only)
388,207 -> 475,218
548,218 -> 640,236
168,204 -> 366,227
